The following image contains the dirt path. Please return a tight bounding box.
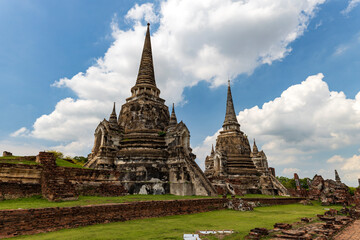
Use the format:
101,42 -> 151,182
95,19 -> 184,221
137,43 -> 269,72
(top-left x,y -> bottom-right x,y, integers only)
334,219 -> 360,240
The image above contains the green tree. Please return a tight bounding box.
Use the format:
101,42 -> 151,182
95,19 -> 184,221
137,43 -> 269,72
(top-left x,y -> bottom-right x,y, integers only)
47,150 -> 64,159
276,176 -> 296,189
73,156 -> 88,165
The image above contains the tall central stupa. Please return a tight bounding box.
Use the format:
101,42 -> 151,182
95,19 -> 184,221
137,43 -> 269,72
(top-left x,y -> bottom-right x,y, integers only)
85,24 -> 216,196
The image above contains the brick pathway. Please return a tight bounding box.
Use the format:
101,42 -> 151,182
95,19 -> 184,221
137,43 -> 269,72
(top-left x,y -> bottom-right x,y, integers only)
335,220 -> 360,240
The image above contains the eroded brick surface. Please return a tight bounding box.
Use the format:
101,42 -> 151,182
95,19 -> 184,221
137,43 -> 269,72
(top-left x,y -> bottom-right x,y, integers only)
334,220 -> 360,240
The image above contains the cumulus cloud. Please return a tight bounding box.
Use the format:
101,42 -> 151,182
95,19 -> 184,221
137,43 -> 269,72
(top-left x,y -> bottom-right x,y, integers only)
16,0 -> 325,156
125,3 -> 159,23
236,74 -> 360,164
0,140 -> 45,156
341,0 -> 360,15
341,155 -> 360,171
195,73 -> 360,185
325,154 -> 360,185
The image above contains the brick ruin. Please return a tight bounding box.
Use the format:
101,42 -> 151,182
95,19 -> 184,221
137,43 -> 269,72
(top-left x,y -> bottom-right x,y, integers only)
84,23 -> 216,196
0,152 -> 127,201
290,170 -> 356,205
2,151 -> 12,157
204,81 -> 288,196
308,172 -> 352,205
245,206 -> 360,239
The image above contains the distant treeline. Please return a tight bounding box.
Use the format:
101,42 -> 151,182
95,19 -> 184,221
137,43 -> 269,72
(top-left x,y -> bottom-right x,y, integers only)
276,176 -> 310,190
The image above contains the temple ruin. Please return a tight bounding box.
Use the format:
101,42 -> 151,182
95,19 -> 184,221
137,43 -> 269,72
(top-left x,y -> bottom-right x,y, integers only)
84,24 -> 216,196
204,81 -> 288,195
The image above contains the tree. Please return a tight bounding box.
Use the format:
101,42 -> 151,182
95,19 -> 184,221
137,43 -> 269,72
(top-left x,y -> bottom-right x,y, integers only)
47,150 -> 64,159
73,156 -> 88,165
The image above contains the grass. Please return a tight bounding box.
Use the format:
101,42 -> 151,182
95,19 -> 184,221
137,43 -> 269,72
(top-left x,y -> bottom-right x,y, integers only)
0,195 -> 217,210
0,160 -> 39,165
9,201 -> 342,240
0,194 -> 298,210
55,158 -> 86,168
0,156 -> 85,168
0,156 -> 39,165
0,156 -> 21,159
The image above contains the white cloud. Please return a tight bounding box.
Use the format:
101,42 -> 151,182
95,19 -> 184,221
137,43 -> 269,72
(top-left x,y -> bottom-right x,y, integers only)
282,168 -> 300,175
341,0 -> 360,15
0,140 -> 45,156
333,45 -> 349,56
10,127 -> 30,137
193,130 -> 220,169
327,155 -> 345,163
195,73 -> 360,186
31,98 -> 110,142
15,0 -> 325,157
325,154 -> 360,186
125,3 -> 159,23
235,73 -> 360,166
314,20 -> 322,29
333,32 -> 360,56
341,155 -> 360,171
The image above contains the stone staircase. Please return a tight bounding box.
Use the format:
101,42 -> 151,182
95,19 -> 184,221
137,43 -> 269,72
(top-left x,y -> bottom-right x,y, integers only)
269,174 -> 289,196
184,157 -> 217,196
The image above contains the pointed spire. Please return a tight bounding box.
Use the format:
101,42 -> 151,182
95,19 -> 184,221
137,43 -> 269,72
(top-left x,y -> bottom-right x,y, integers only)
335,170 -> 341,183
109,102 -> 117,124
169,103 -> 177,126
136,23 -> 156,87
222,80 -> 240,130
211,144 -> 215,155
253,138 -> 258,154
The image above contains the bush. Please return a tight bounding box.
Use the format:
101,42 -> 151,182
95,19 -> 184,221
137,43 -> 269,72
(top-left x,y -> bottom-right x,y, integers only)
277,176 -> 296,189
73,156 -> 88,165
348,187 -> 356,196
46,150 -> 87,167
276,176 -> 311,190
47,150 -> 64,159
158,131 -> 166,137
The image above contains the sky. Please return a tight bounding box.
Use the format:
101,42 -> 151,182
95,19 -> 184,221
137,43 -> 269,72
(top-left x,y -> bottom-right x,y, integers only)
1,0 -> 360,186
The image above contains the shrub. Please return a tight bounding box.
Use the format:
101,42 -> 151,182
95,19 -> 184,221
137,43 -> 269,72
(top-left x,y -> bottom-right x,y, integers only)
348,187 -> 356,196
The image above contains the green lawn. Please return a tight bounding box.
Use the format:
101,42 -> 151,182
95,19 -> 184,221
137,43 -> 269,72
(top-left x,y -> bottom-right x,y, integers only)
0,195 -> 217,210
9,201 -> 341,240
0,156 -> 21,159
55,158 -> 86,168
0,156 -> 38,165
0,160 -> 39,165
0,157 -> 84,168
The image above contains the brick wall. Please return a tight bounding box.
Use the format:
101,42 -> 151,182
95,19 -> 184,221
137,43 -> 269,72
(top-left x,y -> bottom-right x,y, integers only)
287,189 -> 309,198
0,153 -> 127,200
0,182 -> 41,200
0,198 -> 226,238
241,197 -> 306,205
0,163 -> 42,200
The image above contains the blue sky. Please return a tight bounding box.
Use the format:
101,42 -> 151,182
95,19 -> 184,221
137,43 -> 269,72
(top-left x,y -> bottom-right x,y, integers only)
1,0 -> 360,186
